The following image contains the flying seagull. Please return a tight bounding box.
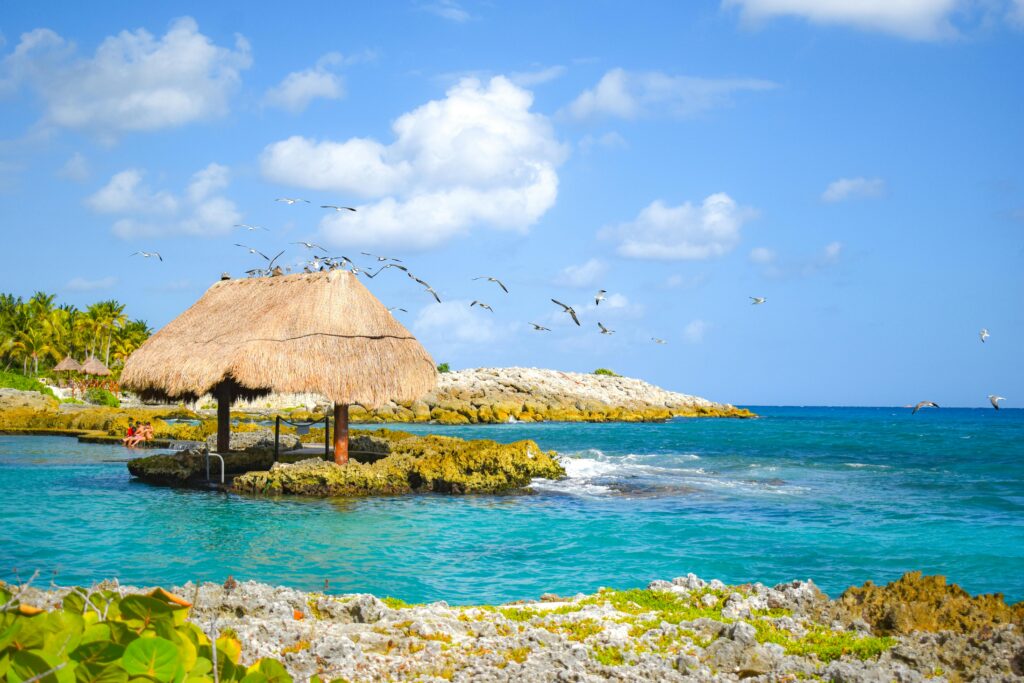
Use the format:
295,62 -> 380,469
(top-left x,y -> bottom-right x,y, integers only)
470,301 -> 494,312
473,276 -> 509,293
235,244 -> 270,260
234,224 -> 269,232
980,328 -> 989,343
595,290 -> 607,306
551,299 -> 581,326
321,205 -> 357,212
275,197 -> 310,204
423,286 -> 441,304
365,263 -> 408,278
267,251 -> 285,268
911,401 -> 939,414
130,251 -> 162,261
361,252 -> 402,262
989,395 -> 1005,410
529,323 -> 551,331
598,322 -> 614,335
652,337 -> 667,344
387,307 -> 408,314
292,242 -> 327,252
750,297 -> 767,305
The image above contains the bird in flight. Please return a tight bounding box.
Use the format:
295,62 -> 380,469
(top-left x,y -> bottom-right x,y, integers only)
551,299 -> 581,326
361,252 -> 402,262
365,263 -> 408,278
235,244 -> 270,260
473,276 -> 508,293
276,197 -> 309,204
267,251 -> 285,268
292,242 -> 327,252
422,286 -> 441,304
595,290 -> 607,306
980,328 -> 989,343
911,401 -> 939,414
470,301 -> 494,312
321,205 -> 357,212
989,395 -> 1005,410
234,224 -> 269,232
387,307 -> 408,314
750,297 -> 767,305
598,322 -> 614,335
130,251 -> 162,261
529,323 -> 551,331
652,337 -> 667,344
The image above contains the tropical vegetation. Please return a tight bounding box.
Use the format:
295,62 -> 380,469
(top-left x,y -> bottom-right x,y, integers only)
0,292 -> 150,378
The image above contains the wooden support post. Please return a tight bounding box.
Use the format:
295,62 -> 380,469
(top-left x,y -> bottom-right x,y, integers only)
333,403 -> 349,465
274,416 -> 280,462
216,383 -> 231,453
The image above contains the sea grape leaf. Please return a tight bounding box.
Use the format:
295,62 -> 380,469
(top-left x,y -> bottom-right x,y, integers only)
70,641 -> 124,667
105,621 -> 135,646
62,591 -> 86,615
118,597 -> 174,631
79,623 -> 112,645
215,636 -> 242,664
0,652 -> 10,679
41,611 -> 85,655
239,674 -> 268,683
9,648 -> 76,683
174,631 -> 197,672
190,657 -> 212,676
121,637 -> 179,682
74,661 -> 129,683
249,659 -> 291,683
0,619 -> 23,650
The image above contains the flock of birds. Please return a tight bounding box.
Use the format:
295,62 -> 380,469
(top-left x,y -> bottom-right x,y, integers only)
128,198 -> 1007,412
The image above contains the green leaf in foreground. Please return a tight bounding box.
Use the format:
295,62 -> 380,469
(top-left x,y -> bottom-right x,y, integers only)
121,637 -> 179,681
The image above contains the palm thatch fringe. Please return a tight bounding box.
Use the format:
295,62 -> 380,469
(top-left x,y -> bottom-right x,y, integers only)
81,356 -> 111,376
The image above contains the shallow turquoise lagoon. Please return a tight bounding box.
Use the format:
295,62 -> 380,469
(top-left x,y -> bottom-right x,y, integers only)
2,406 -> 1022,604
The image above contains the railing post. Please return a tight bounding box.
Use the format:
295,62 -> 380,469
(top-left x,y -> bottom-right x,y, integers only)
274,416 -> 280,463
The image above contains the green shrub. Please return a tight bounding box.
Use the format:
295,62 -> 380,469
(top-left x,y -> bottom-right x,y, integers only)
84,387 -> 120,407
593,368 -> 619,377
0,583 -> 303,682
0,370 -> 55,397
61,398 -> 85,405
436,362 -> 451,373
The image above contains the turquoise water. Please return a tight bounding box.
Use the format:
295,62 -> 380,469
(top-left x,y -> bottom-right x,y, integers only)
2,407 -> 1022,604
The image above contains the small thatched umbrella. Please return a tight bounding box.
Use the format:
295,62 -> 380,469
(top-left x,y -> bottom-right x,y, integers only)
54,356 -> 83,373
82,356 -> 111,376
120,270 -> 436,462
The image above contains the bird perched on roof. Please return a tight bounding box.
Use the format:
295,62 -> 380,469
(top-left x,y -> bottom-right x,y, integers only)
322,205 -> 356,212
276,197 -> 309,204
598,322 -> 614,335
750,297 -> 766,305
551,299 -> 580,326
980,328 -> 989,343
911,401 -> 939,414
130,251 -> 162,261
989,395 -> 1005,410
470,301 -> 494,312
235,244 -> 269,260
595,290 -> 607,306
529,323 -> 551,331
234,223 -> 269,231
473,276 -> 508,293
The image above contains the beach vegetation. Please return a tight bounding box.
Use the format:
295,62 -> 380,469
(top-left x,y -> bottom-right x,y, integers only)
0,369 -> 55,396
381,596 -> 416,609
0,581 -> 299,683
751,620 -> 896,662
436,362 -> 451,373
84,387 -> 120,407
592,368 -> 620,376
592,645 -> 626,666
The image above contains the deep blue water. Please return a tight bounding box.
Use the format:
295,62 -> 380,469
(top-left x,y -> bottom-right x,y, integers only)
2,406 -> 1022,604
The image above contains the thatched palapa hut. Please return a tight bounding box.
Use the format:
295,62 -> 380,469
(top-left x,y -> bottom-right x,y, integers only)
54,356 -> 83,373
120,270 -> 436,463
81,356 -> 111,376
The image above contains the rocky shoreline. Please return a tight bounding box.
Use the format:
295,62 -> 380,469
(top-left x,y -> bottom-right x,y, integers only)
12,572 -> 1022,682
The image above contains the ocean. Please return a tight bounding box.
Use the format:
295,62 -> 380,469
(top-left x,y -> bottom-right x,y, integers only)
2,406 -> 1021,604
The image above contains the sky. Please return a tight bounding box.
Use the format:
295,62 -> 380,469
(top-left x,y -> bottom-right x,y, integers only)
1,0 -> 1021,407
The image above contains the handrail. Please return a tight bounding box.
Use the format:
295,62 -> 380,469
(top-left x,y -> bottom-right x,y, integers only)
206,451 -> 225,484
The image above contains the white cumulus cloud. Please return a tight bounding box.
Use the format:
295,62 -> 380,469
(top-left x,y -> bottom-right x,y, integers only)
2,17 -> 251,138
724,0 -> 961,39
264,52 -> 346,113
602,192 -> 756,261
422,0 -> 472,22
684,319 -> 710,344
555,258 -> 608,288
87,163 -> 241,238
749,246 -> 777,264
822,176 -> 886,202
414,300 -> 500,344
564,68 -> 775,120
57,152 -> 90,182
261,76 -> 567,250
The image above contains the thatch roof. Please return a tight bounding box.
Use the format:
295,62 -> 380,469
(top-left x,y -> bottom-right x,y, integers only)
54,356 -> 82,372
120,270 -> 436,407
81,356 -> 111,376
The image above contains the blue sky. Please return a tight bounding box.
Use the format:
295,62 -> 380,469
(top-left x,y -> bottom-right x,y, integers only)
1,1 -> 1021,407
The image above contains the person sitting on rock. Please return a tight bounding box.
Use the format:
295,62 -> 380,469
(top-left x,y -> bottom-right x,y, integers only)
127,421 -> 154,448
122,420 -> 137,447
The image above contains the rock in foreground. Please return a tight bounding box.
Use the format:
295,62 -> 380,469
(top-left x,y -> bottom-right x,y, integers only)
233,429 -> 564,495
13,572 -> 1023,682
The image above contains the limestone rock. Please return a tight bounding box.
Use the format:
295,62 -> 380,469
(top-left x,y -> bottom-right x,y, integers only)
204,429 -> 301,454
